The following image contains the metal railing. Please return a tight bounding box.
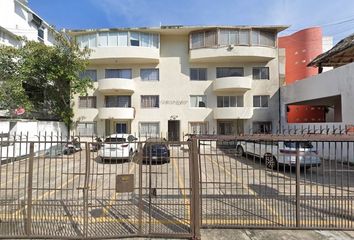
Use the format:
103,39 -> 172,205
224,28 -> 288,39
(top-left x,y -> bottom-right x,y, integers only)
0,132 -> 353,239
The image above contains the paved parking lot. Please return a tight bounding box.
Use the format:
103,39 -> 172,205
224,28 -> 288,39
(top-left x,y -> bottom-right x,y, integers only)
0,141 -> 353,239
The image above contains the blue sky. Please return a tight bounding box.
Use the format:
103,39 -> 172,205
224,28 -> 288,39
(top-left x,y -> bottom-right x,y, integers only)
29,0 -> 354,42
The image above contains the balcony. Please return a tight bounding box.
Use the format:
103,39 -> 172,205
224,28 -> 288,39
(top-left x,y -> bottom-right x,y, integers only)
213,107 -> 253,119
98,78 -> 135,94
213,76 -> 252,92
98,107 -> 135,120
89,47 -> 160,64
190,46 -> 276,63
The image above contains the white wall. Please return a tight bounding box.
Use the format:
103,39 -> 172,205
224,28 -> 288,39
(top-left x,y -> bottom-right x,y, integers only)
281,62 -> 354,127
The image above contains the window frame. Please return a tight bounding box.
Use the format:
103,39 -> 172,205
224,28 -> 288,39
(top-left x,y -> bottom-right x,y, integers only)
80,69 -> 97,82
76,122 -> 97,137
253,95 -> 270,108
216,67 -> 244,78
78,96 -> 97,108
190,95 -> 207,108
139,122 -> 160,137
140,68 -> 159,81
190,68 -> 207,81
252,67 -> 269,80
217,96 -> 244,108
105,69 -> 132,79
141,95 -> 160,108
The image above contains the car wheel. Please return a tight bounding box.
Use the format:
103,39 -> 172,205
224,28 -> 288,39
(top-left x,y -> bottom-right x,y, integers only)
236,146 -> 244,157
264,153 -> 277,169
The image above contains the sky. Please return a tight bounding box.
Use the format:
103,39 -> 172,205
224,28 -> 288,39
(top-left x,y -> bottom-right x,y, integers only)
28,0 -> 354,43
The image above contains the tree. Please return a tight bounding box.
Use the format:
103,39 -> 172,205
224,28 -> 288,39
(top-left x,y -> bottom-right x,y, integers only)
0,31 -> 93,129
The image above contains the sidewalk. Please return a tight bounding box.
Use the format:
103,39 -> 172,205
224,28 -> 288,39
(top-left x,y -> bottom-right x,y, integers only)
200,229 -> 354,240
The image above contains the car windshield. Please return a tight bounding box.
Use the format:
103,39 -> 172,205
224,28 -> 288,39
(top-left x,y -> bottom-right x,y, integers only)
284,141 -> 313,149
105,138 -> 126,143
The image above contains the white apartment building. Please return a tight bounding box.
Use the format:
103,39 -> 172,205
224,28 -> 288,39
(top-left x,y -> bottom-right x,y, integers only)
69,25 -> 287,140
0,0 -> 55,47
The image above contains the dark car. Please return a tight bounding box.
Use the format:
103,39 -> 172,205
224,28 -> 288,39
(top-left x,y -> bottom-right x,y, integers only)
142,138 -> 170,164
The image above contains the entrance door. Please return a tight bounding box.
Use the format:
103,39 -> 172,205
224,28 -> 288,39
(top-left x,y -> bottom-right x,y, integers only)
116,123 -> 127,134
168,120 -> 180,141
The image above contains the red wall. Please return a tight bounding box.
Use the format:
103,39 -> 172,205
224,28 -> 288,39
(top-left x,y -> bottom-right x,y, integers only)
279,27 -> 325,123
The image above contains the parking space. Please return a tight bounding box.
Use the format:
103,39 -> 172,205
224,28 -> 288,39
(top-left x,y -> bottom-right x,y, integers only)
0,138 -> 354,239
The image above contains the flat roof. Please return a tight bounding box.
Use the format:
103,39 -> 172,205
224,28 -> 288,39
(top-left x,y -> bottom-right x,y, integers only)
66,25 -> 289,36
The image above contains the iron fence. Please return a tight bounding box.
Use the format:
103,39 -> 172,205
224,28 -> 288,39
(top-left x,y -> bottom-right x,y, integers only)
0,132 -> 353,239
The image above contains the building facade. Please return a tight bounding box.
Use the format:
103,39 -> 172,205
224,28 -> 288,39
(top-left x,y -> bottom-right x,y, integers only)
0,0 -> 55,47
70,26 -> 287,139
278,27 -> 333,123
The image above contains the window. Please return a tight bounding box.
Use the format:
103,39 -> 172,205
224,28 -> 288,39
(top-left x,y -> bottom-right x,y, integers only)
219,29 -> 238,46
190,68 -> 207,81
80,70 -> 97,82
105,69 -> 132,79
253,121 -> 272,134
130,32 -> 140,46
77,34 -> 97,48
253,67 -> 269,80
76,122 -> 96,136
191,32 -> 205,49
253,95 -> 270,107
260,31 -> 275,47
218,121 -> 233,135
139,122 -> 160,137
118,32 -> 128,46
239,29 -> 250,45
79,96 -> 96,108
98,32 -> 108,47
140,69 -> 159,81
217,96 -> 243,107
141,95 -> 159,108
189,122 -> 208,134
105,96 -> 131,108
216,67 -> 244,78
190,95 -> 207,108
37,28 -> 44,42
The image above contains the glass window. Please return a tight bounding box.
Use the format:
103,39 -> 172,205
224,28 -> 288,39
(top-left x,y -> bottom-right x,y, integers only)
105,69 -> 132,79
190,95 -> 207,108
191,32 -> 204,49
253,67 -> 269,80
216,67 -> 244,78
190,68 -> 207,81
98,32 -> 108,47
139,122 -> 160,137
239,29 -> 250,45
252,30 -> 260,45
76,122 -> 96,136
217,96 -> 243,107
205,31 -> 216,47
105,96 -> 131,108
80,70 -> 97,82
130,32 -> 140,46
252,121 -> 272,134
253,95 -> 270,107
189,122 -> 208,134
108,32 -> 118,46
79,96 -> 96,108
141,95 -> 159,108
152,34 -> 159,48
260,31 -> 276,47
140,69 -> 159,81
141,33 -> 150,47
118,32 -> 128,46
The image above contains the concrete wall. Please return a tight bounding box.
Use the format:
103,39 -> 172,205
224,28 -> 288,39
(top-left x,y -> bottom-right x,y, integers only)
281,62 -> 354,126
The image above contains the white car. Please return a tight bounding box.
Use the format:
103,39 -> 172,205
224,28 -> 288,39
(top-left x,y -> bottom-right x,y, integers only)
236,140 -> 321,169
98,134 -> 138,161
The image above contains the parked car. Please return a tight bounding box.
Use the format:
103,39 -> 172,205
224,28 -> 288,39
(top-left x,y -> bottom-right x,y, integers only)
90,137 -> 103,152
63,138 -> 82,155
142,138 -> 170,164
98,134 -> 138,161
236,140 -> 321,169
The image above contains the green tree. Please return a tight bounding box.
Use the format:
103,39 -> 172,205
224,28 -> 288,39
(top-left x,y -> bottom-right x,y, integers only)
0,32 -> 93,129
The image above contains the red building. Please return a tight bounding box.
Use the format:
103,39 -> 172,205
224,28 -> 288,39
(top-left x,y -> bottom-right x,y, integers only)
279,27 -> 326,123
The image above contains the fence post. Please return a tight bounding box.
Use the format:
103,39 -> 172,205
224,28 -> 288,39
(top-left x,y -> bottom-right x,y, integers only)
295,142 -> 300,228
190,137 -> 201,240
83,142 -> 91,238
25,142 -> 34,236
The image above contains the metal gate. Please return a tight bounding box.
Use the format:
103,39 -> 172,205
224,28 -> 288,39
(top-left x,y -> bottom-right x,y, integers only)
0,136 -> 200,239
198,135 -> 354,230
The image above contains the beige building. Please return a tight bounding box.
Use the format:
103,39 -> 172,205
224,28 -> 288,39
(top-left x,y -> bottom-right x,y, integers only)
69,25 -> 287,140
